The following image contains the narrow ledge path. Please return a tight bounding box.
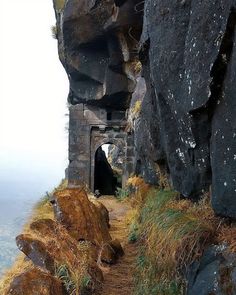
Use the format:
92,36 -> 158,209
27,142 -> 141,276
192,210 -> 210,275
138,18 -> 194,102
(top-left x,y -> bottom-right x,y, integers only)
96,196 -> 138,295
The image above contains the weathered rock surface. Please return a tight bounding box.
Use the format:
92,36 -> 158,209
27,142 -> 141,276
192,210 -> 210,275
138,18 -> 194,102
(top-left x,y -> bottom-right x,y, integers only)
100,239 -> 124,264
187,245 -> 236,295
54,0 -> 236,217
53,188 -> 112,244
54,0 -> 143,109
137,0 -> 236,216
53,189 -> 123,263
16,219 -> 103,283
7,268 -> 66,295
16,234 -> 55,273
90,197 -> 110,228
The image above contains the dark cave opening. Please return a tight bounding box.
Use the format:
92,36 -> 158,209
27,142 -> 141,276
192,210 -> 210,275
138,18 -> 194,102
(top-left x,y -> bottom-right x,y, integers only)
94,144 -> 123,195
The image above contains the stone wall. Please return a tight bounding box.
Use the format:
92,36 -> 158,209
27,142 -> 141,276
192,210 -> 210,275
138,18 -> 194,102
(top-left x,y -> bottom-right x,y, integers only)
68,103 -> 134,190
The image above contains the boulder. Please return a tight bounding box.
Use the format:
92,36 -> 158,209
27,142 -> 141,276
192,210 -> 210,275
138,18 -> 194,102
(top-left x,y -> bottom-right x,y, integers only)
6,268 -> 66,295
16,219 -> 103,284
89,198 -> 110,228
53,189 -> 123,263
100,239 -> 124,264
16,235 -> 55,273
187,245 -> 236,295
53,188 -> 112,245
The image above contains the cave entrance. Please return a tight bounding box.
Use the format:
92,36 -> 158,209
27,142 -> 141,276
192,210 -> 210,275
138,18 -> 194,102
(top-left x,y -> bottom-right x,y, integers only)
94,143 -> 123,195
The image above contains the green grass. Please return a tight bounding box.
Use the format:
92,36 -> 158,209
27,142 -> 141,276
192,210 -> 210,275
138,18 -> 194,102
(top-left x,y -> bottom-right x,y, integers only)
115,187 -> 130,201
129,188 -> 216,295
128,221 -> 139,243
56,264 -> 76,294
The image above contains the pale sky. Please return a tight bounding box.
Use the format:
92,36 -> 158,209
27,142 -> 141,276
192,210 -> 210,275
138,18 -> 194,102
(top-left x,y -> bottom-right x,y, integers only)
0,0 -> 69,195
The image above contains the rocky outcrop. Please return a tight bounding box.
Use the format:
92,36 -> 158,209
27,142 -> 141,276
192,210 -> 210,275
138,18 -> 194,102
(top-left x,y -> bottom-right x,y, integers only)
9,189 -> 124,294
54,1 -> 236,216
108,144 -> 124,172
7,268 -> 66,295
90,197 -> 110,228
16,219 -> 103,291
53,188 -> 111,243
138,0 -> 236,217
16,219 -> 101,277
53,188 -> 123,263
53,0 -> 143,110
187,245 -> 236,295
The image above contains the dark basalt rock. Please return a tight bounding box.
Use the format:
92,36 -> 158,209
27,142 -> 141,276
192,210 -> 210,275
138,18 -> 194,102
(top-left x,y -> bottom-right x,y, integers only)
187,245 -> 236,295
54,0 -> 236,218
137,0 -> 236,213
55,0 -> 144,109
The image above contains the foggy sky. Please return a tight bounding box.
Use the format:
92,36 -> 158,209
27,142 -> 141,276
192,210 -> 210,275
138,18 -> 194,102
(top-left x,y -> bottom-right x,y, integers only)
0,0 -> 69,197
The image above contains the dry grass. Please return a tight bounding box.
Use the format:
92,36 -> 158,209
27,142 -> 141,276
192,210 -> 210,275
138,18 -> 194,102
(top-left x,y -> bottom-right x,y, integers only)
97,196 -> 138,295
155,163 -> 171,189
0,180 -> 68,294
218,225 -> 236,253
125,177 -> 223,294
141,192 -> 217,276
54,0 -> 65,11
0,255 -> 33,294
54,241 -> 94,295
51,25 -> 58,39
131,100 -> 142,117
127,176 -> 151,207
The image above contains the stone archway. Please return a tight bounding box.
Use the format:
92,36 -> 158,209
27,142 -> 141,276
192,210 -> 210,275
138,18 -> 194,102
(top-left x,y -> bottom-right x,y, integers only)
67,104 -> 135,191
90,129 -> 126,192
93,142 -> 124,195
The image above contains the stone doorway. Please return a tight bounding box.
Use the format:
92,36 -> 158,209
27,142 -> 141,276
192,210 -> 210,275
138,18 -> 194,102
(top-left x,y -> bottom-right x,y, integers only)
94,143 -> 123,195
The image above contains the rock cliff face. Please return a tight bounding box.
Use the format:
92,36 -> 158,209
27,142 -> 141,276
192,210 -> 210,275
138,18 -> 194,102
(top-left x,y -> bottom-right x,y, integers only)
139,0 -> 236,218
53,0 -> 236,218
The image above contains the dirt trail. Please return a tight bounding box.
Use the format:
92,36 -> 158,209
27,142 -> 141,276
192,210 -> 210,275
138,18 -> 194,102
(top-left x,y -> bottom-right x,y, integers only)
97,196 -> 137,295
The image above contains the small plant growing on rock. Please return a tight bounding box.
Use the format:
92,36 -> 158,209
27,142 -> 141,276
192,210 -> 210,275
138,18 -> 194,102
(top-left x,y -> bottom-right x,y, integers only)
80,275 -> 92,292
115,187 -> 129,201
51,25 -> 58,39
56,264 -> 76,294
132,100 -> 142,116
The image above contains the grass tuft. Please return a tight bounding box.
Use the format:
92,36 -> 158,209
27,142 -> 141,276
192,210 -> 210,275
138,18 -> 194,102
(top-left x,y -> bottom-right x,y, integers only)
51,25 -> 58,39
126,177 -> 220,295
115,187 -> 130,201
